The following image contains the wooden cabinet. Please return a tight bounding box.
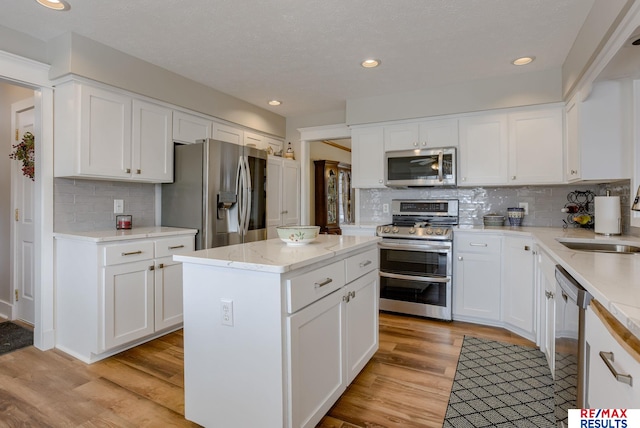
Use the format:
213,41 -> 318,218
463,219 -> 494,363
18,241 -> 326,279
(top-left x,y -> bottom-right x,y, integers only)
586,301 -> 640,408
453,233 -> 502,323
565,81 -> 628,182
172,111 -> 212,144
351,126 -> 385,188
458,106 -> 564,186
384,118 -> 458,151
54,80 -> 173,183
55,231 -> 195,363
502,236 -> 535,340
314,160 -> 341,234
267,157 -> 301,239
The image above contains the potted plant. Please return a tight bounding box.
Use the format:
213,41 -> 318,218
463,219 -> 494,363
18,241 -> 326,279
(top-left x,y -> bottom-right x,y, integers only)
9,131 -> 34,180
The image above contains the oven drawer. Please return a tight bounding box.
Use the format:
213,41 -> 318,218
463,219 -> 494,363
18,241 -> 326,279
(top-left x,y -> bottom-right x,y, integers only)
345,248 -> 378,283
455,233 -> 501,254
286,260 -> 346,314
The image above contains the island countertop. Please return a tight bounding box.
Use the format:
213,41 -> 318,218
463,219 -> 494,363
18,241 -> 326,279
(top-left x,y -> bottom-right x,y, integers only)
174,234 -> 381,273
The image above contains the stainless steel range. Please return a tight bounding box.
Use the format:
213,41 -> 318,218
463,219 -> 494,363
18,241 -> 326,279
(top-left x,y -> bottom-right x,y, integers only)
376,199 -> 458,320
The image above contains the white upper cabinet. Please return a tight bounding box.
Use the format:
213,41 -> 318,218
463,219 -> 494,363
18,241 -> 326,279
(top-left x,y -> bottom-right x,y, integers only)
244,131 -> 264,148
172,111 -> 212,144
458,114 -> 509,185
383,119 -> 458,151
508,107 -> 563,184
213,122 -> 244,146
54,80 -> 173,183
132,99 -> 173,182
351,126 -> 385,188
566,80 -> 628,182
459,105 -> 564,186
266,158 -> 300,239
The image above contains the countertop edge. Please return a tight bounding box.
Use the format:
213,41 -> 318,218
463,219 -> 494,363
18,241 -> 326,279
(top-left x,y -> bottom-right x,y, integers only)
54,227 -> 198,242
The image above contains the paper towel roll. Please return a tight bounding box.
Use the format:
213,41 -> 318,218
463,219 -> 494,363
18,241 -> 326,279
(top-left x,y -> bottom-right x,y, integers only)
594,196 -> 621,235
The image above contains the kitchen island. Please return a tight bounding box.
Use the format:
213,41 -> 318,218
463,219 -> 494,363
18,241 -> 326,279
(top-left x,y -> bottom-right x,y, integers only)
174,235 -> 380,428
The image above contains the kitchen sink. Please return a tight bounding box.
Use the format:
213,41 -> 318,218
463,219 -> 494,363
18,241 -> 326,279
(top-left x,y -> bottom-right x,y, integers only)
557,239 -> 640,254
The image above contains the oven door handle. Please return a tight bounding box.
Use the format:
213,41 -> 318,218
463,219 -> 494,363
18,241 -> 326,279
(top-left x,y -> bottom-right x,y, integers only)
378,242 -> 451,252
379,271 -> 450,283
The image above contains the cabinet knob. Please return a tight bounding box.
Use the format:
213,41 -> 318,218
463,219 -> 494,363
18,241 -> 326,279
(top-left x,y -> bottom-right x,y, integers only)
413,142 -> 418,147
458,256 -> 463,261
524,245 -> 530,251
378,179 -> 383,183
136,169 -> 141,174
462,177 -> 467,181
157,263 -> 164,269
571,169 -> 578,175
511,176 -> 516,180
545,291 -> 554,299
421,141 -> 427,146
126,168 -> 131,174
149,265 -> 155,271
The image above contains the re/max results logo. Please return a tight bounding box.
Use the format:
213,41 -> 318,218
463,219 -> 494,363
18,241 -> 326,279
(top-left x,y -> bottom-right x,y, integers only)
568,409 -> 640,428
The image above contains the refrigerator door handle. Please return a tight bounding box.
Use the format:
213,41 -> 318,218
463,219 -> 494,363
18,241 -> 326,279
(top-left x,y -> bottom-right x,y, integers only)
243,156 -> 252,236
236,156 -> 246,236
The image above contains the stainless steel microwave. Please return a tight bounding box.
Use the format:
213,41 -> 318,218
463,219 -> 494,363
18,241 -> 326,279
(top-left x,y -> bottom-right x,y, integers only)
385,147 -> 456,187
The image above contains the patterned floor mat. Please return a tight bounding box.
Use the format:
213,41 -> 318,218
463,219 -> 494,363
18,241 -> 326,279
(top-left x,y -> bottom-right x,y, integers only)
443,336 -> 555,428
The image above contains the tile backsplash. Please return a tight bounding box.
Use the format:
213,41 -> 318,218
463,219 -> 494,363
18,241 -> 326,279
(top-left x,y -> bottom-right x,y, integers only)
358,181 -> 632,234
55,178 -> 156,233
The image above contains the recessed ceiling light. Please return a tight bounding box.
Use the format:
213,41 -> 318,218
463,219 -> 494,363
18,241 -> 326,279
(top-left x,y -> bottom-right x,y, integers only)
512,56 -> 535,66
361,59 -> 381,68
36,0 -> 70,11
268,100 -> 282,106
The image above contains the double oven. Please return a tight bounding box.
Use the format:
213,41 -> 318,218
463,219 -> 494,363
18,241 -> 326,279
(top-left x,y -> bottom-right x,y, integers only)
376,199 -> 458,320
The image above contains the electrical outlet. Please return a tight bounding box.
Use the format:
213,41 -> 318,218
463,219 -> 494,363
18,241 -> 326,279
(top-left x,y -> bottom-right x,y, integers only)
114,199 -> 124,214
383,204 -> 389,214
519,202 -> 529,215
221,299 -> 233,326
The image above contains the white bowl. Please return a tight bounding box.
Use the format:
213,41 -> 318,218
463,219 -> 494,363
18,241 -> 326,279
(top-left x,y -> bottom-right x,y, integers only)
276,226 -> 320,246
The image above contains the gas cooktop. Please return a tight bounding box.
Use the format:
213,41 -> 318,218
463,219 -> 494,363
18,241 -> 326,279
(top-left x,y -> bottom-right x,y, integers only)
376,199 -> 459,241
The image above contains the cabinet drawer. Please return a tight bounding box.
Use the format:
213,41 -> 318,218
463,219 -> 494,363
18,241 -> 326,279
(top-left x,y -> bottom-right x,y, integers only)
455,234 -> 501,254
345,248 -> 378,283
586,302 -> 640,408
104,241 -> 154,266
155,235 -> 195,258
287,261 -> 346,314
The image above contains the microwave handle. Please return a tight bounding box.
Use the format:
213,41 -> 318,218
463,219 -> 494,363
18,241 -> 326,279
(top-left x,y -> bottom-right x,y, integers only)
438,151 -> 443,182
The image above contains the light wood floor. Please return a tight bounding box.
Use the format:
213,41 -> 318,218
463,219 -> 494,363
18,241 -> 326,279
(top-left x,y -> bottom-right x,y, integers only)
0,314 -> 534,427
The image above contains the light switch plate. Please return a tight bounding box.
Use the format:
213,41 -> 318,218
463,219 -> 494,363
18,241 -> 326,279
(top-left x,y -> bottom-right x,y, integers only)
519,202 -> 529,215
114,199 -> 124,214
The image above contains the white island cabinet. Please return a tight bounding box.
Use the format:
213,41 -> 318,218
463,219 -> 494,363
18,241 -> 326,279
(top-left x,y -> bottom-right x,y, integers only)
54,227 -> 196,363
175,235 -> 380,428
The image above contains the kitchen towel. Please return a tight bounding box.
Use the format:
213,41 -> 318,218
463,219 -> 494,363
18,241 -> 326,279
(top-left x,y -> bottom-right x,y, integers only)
594,196 -> 621,235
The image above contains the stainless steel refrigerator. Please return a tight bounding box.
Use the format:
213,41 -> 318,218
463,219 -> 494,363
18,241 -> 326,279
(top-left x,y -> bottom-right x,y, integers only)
161,139 -> 268,250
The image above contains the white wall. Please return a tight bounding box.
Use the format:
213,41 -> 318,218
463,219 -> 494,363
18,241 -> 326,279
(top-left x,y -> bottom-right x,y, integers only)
46,32 -> 287,138
0,81 -> 35,310
285,110 -> 347,154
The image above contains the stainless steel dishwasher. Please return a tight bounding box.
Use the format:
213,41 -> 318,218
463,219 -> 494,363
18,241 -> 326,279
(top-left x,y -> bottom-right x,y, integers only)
554,265 -> 592,428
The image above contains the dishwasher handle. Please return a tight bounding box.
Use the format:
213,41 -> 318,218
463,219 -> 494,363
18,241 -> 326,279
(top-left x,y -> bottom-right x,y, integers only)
555,265 -> 592,309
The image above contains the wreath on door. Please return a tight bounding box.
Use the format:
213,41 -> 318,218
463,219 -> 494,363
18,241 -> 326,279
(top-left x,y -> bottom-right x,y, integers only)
9,131 -> 35,180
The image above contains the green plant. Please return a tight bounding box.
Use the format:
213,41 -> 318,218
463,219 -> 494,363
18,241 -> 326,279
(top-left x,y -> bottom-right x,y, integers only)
9,131 -> 34,180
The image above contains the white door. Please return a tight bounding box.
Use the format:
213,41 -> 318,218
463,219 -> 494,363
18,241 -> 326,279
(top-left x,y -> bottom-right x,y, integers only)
11,98 -> 35,324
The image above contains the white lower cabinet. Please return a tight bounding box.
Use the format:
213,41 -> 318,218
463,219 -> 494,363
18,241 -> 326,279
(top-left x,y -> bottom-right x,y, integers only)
182,244 -> 379,428
502,236 -> 535,340
288,261 -> 379,428
453,233 -> 502,323
453,232 -> 537,341
586,301 -> 640,408
55,232 -> 195,363
537,247 -> 557,372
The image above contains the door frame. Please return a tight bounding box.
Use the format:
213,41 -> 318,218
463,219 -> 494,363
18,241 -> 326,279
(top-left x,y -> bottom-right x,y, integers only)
298,124 -> 351,225
0,50 -> 55,350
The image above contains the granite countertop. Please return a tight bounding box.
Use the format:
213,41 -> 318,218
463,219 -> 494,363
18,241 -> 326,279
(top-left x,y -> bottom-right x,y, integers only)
53,226 -> 198,243
457,225 -> 640,338
174,235 -> 381,274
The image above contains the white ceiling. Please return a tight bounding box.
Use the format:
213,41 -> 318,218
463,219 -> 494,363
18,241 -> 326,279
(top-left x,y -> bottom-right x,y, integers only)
1,0 -> 595,118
